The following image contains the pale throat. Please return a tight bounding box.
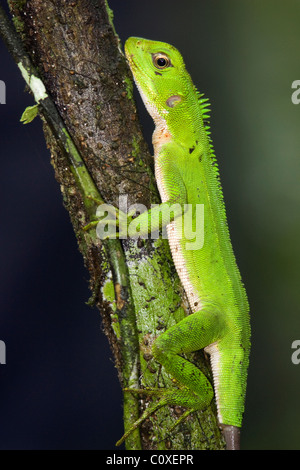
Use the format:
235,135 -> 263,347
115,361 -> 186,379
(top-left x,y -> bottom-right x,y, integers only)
152,116 -> 172,157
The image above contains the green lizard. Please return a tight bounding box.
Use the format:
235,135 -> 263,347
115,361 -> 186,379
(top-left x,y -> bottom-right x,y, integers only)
115,37 -> 251,450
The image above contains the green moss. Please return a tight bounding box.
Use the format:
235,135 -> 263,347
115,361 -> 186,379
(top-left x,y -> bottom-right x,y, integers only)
131,135 -> 140,157
124,76 -> 134,101
11,13 -> 24,34
102,278 -> 121,338
104,0 -> 119,39
102,278 -> 115,303
111,314 -> 121,338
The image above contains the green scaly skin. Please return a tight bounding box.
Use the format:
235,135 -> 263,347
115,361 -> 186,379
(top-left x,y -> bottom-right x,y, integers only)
118,37 -> 250,450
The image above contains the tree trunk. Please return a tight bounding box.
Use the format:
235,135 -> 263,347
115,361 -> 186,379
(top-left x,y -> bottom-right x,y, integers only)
1,0 -> 225,450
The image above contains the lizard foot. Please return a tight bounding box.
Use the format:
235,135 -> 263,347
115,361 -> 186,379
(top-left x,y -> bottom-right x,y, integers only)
82,203 -> 135,238
116,386 -> 206,446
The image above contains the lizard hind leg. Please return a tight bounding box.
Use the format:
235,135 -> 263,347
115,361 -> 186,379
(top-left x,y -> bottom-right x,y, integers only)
151,306 -> 226,410
116,307 -> 225,446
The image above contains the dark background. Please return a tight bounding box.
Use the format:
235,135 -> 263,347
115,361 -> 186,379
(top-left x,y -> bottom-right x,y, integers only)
1,0 -> 300,450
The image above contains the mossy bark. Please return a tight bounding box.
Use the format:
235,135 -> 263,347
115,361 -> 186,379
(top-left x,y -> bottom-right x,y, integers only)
4,0 -> 225,450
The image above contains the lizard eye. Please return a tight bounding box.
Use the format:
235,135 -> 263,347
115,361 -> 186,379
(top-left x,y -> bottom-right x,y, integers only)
152,53 -> 171,69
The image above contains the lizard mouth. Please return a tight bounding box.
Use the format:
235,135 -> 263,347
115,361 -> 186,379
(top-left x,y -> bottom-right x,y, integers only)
124,49 -> 137,72
124,50 -> 138,77
124,37 -> 145,74
126,53 -> 134,62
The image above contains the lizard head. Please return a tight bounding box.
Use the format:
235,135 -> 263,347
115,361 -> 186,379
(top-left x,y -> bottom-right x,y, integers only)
124,37 -> 194,123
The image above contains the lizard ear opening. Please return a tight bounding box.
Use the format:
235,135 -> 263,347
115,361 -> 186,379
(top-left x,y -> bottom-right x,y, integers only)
166,95 -> 183,108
